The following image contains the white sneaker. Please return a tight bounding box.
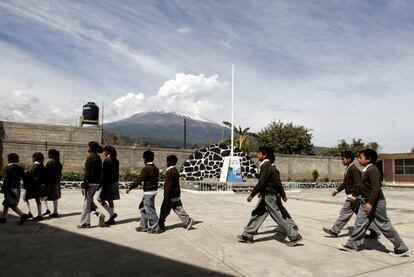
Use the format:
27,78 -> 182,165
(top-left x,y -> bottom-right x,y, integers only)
338,243 -> 356,252
186,218 -> 194,230
98,213 -> 105,227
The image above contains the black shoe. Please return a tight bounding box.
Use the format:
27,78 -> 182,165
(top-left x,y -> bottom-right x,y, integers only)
77,224 -> 91,229
49,213 -> 59,218
27,212 -> 33,219
106,213 -> 117,223
237,235 -> 253,243
365,231 -> 380,239
389,249 -> 409,257
286,234 -> 303,247
323,227 -> 338,237
105,218 -> 116,225
0,218 -> 6,223
33,216 -> 44,221
43,210 -> 51,216
135,226 -> 148,232
18,214 -> 29,225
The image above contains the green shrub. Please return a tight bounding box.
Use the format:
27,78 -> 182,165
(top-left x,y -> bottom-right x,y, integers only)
0,170 -> 5,181
122,169 -> 140,181
159,170 -> 166,182
312,169 -> 319,182
62,172 -> 84,181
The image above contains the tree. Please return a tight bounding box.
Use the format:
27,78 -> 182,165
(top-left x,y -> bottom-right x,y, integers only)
222,121 -> 257,152
256,121 -> 313,155
319,138 -> 381,157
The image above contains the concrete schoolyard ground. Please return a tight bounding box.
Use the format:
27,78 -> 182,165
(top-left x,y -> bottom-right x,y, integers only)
0,188 -> 413,277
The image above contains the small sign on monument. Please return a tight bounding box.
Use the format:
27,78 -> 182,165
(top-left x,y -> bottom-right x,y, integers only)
220,156 -> 243,183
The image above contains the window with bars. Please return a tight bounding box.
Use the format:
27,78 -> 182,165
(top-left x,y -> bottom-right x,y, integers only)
395,159 -> 414,174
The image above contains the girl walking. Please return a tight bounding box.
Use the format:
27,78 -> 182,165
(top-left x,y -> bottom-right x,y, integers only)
98,145 -> 120,225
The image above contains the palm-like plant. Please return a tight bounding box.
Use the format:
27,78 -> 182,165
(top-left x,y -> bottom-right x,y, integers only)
222,121 -> 257,151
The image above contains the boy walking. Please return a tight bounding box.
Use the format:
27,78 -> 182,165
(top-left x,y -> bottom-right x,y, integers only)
323,151 -> 380,238
237,146 -> 302,246
159,155 -> 194,231
0,153 -> 29,225
127,150 -> 161,234
339,149 -> 409,256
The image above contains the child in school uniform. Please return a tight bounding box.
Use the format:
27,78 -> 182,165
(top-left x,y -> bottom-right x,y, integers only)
78,141 -> 105,228
43,149 -> 63,218
126,150 -> 161,234
0,153 -> 29,225
252,152 -> 299,236
339,149 -> 409,256
98,145 -> 120,225
158,155 -> 194,231
237,146 -> 302,246
23,152 -> 45,221
323,150 -> 380,238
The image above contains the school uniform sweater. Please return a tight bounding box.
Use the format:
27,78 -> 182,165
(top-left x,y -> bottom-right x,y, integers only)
250,160 -> 286,198
1,163 -> 24,193
101,156 -> 119,185
83,153 -> 102,186
355,164 -> 385,206
45,159 -> 62,185
164,167 -> 181,200
336,163 -> 361,195
129,163 -> 159,192
23,163 -> 45,193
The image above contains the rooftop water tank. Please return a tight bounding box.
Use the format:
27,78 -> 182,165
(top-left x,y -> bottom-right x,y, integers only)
80,102 -> 99,126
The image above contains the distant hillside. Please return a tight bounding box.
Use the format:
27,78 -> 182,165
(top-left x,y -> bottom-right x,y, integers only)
104,112 -> 231,148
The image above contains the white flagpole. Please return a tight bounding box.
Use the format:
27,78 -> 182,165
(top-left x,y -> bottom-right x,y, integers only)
231,64 -> 235,157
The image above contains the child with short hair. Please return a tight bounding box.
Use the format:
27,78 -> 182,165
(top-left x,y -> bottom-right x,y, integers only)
78,141 -> 105,228
23,152 -> 45,221
0,153 -> 29,225
126,150 -> 161,234
339,149 -> 409,256
158,155 -> 194,231
237,146 -> 302,246
323,150 -> 380,238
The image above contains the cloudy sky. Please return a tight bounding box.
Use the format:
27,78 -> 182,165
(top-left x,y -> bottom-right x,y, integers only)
0,0 -> 413,152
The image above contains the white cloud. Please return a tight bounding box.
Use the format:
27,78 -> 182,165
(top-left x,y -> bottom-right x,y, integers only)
0,90 -> 78,124
108,73 -> 228,122
176,27 -> 193,34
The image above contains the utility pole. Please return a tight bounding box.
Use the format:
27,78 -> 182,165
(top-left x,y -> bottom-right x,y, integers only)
183,118 -> 187,149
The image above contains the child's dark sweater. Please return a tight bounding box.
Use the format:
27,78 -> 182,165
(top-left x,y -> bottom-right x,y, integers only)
164,167 -> 181,200
129,163 -> 159,192
1,163 -> 24,193
356,164 -> 385,206
336,163 -> 361,195
250,160 -> 286,198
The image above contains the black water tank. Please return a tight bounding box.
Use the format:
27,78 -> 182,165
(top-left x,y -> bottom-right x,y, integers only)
82,102 -> 99,122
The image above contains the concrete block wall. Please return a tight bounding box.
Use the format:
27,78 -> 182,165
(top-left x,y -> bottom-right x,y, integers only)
0,121 -> 344,181
1,121 -> 101,144
1,141 -> 193,173
250,154 -> 343,181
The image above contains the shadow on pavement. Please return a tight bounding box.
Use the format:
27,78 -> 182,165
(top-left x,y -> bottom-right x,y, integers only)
0,216 -> 233,276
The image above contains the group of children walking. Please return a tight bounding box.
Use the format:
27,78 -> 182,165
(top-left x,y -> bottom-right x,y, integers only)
79,141 -> 194,233
0,150 -> 62,224
0,142 -> 409,256
126,150 -> 194,234
236,146 -> 408,256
